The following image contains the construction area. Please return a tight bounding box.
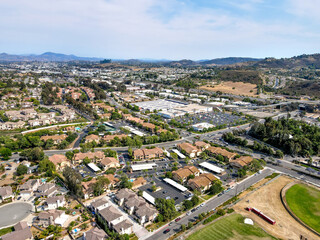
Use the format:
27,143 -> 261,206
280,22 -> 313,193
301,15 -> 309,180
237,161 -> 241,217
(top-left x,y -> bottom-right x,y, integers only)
233,175 -> 320,240
201,81 -> 258,97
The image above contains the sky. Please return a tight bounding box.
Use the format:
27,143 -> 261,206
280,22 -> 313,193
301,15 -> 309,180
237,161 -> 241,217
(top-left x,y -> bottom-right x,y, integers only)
0,0 -> 319,60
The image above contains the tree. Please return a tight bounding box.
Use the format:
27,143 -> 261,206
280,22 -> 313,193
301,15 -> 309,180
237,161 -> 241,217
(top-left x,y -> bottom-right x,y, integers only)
16,164 -> 28,176
183,200 -> 193,210
0,147 -> 12,160
119,173 -> 133,189
20,147 -> 44,162
155,198 -> 177,221
208,180 -> 223,195
275,150 -> 284,159
82,157 -> 91,165
93,176 -> 110,196
38,159 -> 56,177
165,171 -> 172,179
191,195 -> 199,206
151,185 -> 157,192
187,222 -> 193,229
63,166 -> 83,198
181,224 -> 186,232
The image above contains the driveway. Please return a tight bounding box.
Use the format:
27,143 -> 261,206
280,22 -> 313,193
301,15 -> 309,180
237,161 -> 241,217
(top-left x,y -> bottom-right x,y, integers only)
0,202 -> 33,228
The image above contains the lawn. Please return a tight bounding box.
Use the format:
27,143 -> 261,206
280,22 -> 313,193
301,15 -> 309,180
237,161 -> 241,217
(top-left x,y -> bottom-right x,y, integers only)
0,226 -> 14,236
286,183 -> 320,233
187,214 -> 277,240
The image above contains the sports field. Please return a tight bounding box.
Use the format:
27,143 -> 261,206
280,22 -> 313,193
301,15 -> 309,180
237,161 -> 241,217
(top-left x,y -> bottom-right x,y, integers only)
186,214 -> 277,240
286,183 -> 320,233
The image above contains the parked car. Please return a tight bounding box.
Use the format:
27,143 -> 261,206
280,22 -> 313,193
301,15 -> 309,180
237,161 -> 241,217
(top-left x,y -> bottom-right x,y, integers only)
163,229 -> 170,234
187,211 -> 191,216
175,217 -> 181,222
200,203 -> 205,207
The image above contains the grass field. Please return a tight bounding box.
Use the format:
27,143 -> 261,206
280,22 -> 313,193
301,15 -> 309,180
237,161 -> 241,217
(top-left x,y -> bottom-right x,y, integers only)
286,183 -> 320,233
187,214 -> 277,240
0,226 -> 14,236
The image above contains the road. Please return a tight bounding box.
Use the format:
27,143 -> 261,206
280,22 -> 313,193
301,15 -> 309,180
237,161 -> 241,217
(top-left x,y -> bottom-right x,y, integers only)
145,168 -> 274,240
0,202 -> 33,228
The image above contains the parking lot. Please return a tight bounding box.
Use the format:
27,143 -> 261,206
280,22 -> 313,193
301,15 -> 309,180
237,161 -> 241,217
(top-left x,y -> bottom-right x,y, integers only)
174,112 -> 246,127
139,177 -> 188,205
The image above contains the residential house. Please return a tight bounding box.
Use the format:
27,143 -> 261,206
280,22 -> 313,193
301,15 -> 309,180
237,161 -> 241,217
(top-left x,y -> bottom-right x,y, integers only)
82,179 -> 97,199
98,206 -> 124,228
230,156 -> 254,168
104,174 -> 120,189
132,177 -> 147,189
188,173 -> 217,192
123,195 -> 146,215
99,157 -> 120,170
90,197 -> 109,212
177,142 -> 201,158
1,221 -> 33,240
133,147 -> 164,160
113,219 -> 133,235
172,166 -> 200,183
44,195 -> 66,210
19,179 -> 41,192
194,141 -> 210,151
82,227 -> 108,240
37,209 -> 67,227
73,151 -> 105,165
85,134 -> 100,144
207,146 -> 237,161
134,203 -> 158,226
36,183 -> 57,197
40,134 -> 67,145
0,186 -> 13,202
114,188 -> 135,206
48,154 -> 71,171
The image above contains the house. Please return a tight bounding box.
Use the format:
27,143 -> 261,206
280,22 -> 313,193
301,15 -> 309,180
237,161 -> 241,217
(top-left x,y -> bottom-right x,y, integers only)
207,146 -> 237,161
98,206 -> 124,228
1,221 -> 33,240
40,134 -> 67,145
83,227 -> 108,240
90,197 -> 109,212
36,183 -> 57,197
114,188 -> 135,206
230,156 -> 254,168
0,186 -> 13,202
132,177 -> 147,189
37,209 -> 67,227
188,173 -> 217,192
48,154 -> 71,171
19,179 -> 41,192
177,142 -> 201,158
172,166 -> 200,183
123,195 -> 146,215
85,134 -> 100,143
102,134 -> 127,143
73,151 -> 105,165
194,141 -> 210,150
44,195 -> 66,210
99,157 -> 120,170
104,174 -> 120,189
133,147 -> 164,160
113,219 -> 133,235
82,179 -> 97,199
134,203 -> 158,226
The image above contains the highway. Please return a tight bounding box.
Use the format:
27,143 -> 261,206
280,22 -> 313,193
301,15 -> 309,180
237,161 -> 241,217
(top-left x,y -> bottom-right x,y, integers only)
145,168 -> 274,240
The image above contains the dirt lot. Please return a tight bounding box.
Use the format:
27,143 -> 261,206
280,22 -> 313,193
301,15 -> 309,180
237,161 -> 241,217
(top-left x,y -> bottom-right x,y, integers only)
233,176 -> 319,240
201,81 -> 258,97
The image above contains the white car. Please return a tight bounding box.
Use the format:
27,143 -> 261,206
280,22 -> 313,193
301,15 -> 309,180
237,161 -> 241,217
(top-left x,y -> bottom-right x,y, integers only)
186,211 -> 191,216
200,203 -> 205,207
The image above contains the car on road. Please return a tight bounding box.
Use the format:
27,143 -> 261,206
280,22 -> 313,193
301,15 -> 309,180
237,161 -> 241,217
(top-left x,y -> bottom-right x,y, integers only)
191,208 -> 196,212
163,191 -> 167,194
200,203 -> 205,207
175,217 -> 181,222
163,229 -> 170,234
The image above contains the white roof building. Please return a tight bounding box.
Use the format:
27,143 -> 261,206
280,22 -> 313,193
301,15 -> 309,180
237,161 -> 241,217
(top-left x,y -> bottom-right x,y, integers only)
163,178 -> 188,192
199,162 -> 225,174
131,163 -> 157,171
87,163 -> 101,172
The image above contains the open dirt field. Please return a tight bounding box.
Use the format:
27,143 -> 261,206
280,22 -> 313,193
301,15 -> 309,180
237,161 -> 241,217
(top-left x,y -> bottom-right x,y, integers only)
233,176 -> 319,240
201,81 -> 258,97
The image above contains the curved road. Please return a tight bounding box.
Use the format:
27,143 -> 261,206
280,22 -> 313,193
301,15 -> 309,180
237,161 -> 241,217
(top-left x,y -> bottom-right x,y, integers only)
0,202 -> 33,228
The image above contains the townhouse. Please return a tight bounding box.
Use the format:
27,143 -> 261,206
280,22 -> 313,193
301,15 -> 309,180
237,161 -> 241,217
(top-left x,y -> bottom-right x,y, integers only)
40,134 -> 67,144
48,154 -> 71,171
73,151 -> 105,165
230,156 -> 254,168
207,146 -> 237,162
177,142 -> 201,158
99,157 -> 120,170
85,134 -> 100,143
188,173 -> 217,192
172,165 -> 200,183
133,147 -> 164,160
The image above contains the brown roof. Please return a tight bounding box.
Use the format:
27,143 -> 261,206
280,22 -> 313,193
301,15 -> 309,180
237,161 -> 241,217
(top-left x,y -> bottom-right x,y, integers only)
125,116 -> 144,124
231,156 -> 254,167
173,166 -> 199,180
188,173 -> 217,189
40,134 -> 67,141
1,226 -> 32,240
84,227 -> 108,240
38,209 -> 63,220
132,177 -> 147,188
100,157 -> 119,167
141,122 -> 156,129
85,134 -> 100,141
73,151 -> 105,162
113,219 -> 133,234
178,142 -> 198,154
104,174 -> 119,184
102,134 -> 127,142
48,154 -> 68,165
99,206 -> 122,222
207,146 -> 237,160
194,141 -> 209,148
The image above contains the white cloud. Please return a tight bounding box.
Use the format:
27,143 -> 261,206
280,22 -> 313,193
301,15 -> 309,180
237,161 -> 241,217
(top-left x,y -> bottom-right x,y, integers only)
0,0 -> 319,59
287,0 -> 320,22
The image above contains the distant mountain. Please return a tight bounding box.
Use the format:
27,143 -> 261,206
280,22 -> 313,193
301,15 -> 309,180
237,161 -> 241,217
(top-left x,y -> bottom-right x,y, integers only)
199,57 -> 261,66
0,52 -> 102,62
253,54 -> 320,69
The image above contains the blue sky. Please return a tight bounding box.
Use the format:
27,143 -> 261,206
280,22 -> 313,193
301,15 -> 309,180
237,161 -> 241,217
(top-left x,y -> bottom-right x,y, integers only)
0,0 -> 319,60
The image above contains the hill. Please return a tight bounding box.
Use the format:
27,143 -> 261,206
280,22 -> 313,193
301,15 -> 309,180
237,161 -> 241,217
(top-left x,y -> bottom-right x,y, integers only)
200,57 -> 261,66
254,54 -> 320,69
0,52 -> 102,62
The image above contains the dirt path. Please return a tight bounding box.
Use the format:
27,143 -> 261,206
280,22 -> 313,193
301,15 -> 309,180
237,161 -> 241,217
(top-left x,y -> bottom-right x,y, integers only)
233,176 -> 319,240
